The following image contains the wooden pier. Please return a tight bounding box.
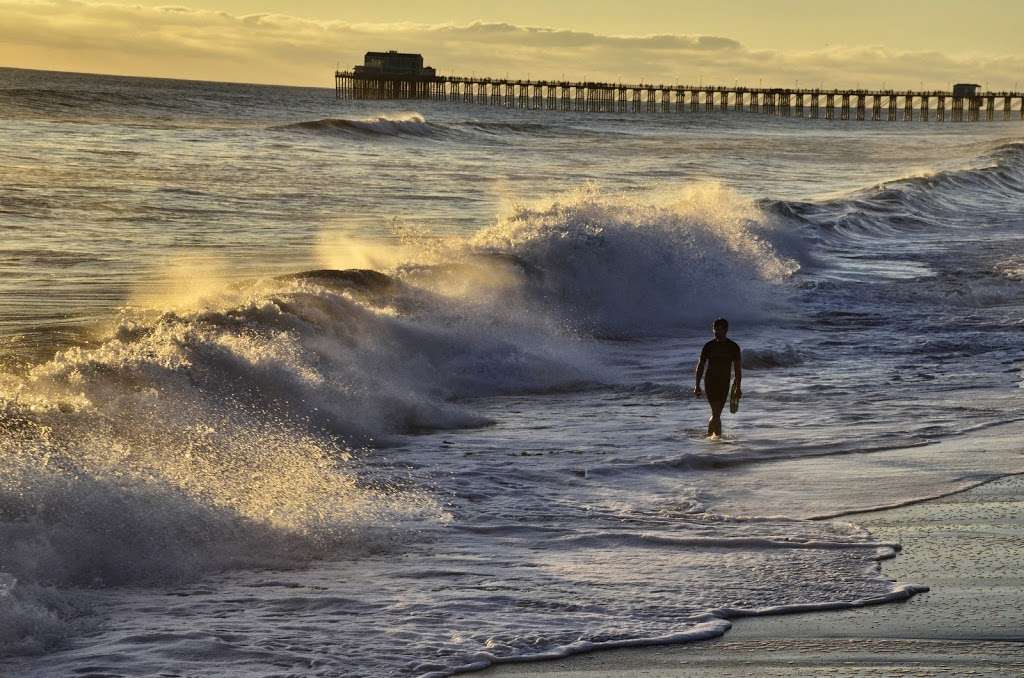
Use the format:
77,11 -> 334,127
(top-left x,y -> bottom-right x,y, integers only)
335,71 -> 1024,122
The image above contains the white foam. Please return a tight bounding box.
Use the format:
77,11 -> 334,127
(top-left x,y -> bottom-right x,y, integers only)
430,619 -> 732,678
742,345 -> 804,368
468,182 -> 801,335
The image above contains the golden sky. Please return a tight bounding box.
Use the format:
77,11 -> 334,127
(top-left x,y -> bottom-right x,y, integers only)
2,0 -> 1023,89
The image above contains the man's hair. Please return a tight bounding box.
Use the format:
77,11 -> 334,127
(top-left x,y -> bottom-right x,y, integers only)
713,318 -> 729,331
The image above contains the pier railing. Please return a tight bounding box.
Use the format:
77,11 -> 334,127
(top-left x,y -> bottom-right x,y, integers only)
335,71 -> 1024,122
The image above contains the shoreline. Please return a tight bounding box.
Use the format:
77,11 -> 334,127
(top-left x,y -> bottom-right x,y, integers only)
477,472 -> 1024,676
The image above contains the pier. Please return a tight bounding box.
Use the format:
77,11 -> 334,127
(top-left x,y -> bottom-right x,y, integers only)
335,70 -> 1024,123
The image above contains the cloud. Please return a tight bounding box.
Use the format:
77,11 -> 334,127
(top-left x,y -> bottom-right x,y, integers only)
435,22 -> 742,52
1,1 -> 1021,89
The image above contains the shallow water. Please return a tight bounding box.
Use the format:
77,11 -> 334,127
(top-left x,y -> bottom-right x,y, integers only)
1,67 -> 1023,676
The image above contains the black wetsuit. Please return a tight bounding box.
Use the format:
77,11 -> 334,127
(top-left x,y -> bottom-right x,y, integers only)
701,338 -> 740,402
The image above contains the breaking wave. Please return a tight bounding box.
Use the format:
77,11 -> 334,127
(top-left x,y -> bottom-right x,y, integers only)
0,181 -> 802,656
774,140 -> 1024,242
0,398 -> 446,655
273,112 -> 442,138
467,183 -> 802,335
273,113 -> 576,141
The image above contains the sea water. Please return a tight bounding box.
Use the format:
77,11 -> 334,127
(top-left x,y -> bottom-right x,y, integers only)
1,67 -> 1023,676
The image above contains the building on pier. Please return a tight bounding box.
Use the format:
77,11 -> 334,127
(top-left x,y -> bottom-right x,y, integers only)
354,51 -> 436,78
953,83 -> 981,97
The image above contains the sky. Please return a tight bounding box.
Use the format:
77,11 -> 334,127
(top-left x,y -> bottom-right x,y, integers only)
2,0 -> 1023,90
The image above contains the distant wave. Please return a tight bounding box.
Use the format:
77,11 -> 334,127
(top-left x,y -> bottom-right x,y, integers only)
991,139 -> 1024,167
742,346 -> 805,368
272,113 -> 577,142
272,113 -> 444,138
771,140 -> 1024,243
463,120 -> 571,136
1,87 -> 152,110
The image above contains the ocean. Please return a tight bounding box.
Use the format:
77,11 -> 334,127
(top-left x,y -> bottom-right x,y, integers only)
1,67 -> 1022,677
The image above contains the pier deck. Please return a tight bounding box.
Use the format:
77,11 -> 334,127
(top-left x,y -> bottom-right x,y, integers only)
335,71 -> 1024,122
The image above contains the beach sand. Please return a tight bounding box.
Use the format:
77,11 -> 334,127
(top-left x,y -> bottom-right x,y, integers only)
480,473 -> 1024,677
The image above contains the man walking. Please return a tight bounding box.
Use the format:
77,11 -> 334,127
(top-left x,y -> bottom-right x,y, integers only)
693,318 -> 742,438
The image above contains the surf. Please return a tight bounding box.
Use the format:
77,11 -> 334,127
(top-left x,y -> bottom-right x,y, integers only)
271,112 -> 443,138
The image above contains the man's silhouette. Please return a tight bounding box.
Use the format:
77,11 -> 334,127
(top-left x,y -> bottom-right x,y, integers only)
693,318 -> 742,438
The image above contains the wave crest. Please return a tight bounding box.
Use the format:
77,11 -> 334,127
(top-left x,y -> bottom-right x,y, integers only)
273,112 -> 440,138
780,140 -> 1024,243
468,183 -> 801,335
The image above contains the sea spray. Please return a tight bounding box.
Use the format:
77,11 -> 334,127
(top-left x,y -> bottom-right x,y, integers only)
468,182 -> 801,334
0,297 -> 456,656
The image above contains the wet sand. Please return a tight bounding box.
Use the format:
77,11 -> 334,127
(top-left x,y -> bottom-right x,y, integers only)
480,473 -> 1024,676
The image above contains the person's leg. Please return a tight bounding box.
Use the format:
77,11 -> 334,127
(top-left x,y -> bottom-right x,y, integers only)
705,376 -> 730,437
708,400 -> 726,437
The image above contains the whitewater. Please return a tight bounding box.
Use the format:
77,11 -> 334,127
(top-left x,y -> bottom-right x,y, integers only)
1,67 -> 1023,677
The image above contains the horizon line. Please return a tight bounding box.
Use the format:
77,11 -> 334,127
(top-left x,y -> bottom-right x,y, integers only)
0,64 -> 335,91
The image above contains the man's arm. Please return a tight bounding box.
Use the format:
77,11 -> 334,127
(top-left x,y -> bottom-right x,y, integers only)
694,353 -> 706,396
733,348 -> 742,394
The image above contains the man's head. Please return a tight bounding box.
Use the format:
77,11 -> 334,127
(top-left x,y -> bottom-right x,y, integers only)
713,317 -> 729,340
